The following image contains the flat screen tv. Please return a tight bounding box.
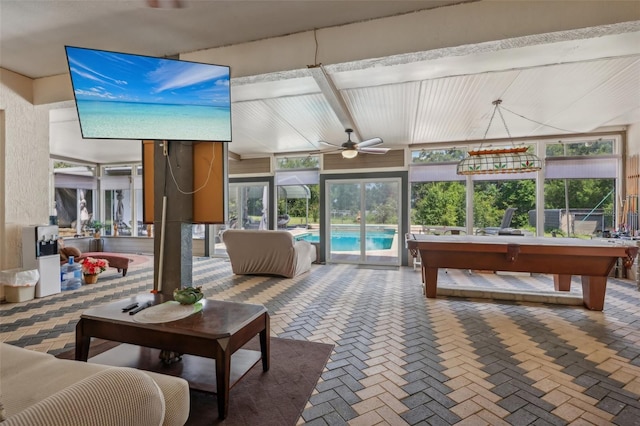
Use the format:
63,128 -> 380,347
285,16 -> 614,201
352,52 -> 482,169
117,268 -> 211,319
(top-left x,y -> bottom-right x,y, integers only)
65,46 -> 231,142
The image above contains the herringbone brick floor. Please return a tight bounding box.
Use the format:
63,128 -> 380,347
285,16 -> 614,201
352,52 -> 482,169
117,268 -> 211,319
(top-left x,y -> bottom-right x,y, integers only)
2,257 -> 640,425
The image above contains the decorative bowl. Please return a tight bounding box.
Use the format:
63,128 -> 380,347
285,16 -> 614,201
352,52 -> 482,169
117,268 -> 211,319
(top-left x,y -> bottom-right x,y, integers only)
173,286 -> 204,305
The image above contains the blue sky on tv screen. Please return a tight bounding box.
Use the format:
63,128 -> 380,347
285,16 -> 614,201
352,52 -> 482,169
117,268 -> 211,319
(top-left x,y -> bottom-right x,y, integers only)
65,46 -> 230,107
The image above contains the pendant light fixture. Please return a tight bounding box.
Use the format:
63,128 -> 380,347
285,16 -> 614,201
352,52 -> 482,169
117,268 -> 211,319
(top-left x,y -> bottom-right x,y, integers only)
456,100 -> 542,175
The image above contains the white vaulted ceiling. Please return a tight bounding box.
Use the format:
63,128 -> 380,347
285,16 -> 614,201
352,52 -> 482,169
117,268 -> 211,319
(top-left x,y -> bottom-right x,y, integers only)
2,1 -> 639,163
225,33 -> 640,158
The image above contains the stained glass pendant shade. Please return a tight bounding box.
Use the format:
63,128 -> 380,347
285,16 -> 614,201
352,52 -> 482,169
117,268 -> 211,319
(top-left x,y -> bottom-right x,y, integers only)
456,100 -> 542,175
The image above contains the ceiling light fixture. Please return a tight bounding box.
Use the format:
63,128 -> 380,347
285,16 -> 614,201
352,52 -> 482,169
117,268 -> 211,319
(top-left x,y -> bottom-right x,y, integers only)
456,100 -> 542,175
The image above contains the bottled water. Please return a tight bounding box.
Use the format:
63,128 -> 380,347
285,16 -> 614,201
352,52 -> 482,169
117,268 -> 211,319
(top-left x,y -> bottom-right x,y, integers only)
61,256 -> 82,291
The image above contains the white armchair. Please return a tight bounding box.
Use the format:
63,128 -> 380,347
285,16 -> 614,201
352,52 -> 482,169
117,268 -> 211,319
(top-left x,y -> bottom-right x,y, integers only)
222,230 -> 316,278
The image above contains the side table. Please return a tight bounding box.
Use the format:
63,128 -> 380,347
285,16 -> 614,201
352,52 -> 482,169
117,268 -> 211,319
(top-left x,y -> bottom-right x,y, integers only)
89,238 -> 104,252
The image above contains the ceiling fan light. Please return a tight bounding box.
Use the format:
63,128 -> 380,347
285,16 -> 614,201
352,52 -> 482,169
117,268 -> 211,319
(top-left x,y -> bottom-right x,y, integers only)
342,149 -> 358,159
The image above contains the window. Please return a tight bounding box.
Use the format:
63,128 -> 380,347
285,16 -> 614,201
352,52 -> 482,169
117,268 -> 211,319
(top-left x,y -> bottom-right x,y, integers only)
53,162 -> 97,237
546,139 -> 615,157
473,178 -> 536,233
410,148 -> 467,233
276,155 -> 319,229
411,181 -> 466,232
411,148 -> 466,164
276,155 -> 319,169
102,166 -> 134,236
542,137 -> 619,237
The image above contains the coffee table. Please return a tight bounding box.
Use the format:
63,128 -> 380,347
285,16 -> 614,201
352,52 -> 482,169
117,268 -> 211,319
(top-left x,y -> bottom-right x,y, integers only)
75,293 -> 270,419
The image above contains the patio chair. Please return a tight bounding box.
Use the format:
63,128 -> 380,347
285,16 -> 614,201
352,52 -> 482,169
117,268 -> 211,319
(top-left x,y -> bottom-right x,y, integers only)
476,207 -> 517,235
277,214 -> 290,229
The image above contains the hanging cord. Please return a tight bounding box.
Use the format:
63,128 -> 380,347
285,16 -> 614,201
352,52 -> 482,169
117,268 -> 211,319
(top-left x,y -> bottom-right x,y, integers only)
165,142 -> 216,195
496,103 -> 513,140
500,104 -> 583,134
482,100 -> 502,141
156,141 -> 215,291
314,28 -> 319,65
482,99 -> 584,144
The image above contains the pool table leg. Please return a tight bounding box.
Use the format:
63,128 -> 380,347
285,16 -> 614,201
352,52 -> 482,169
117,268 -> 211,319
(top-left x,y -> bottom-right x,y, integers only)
581,276 -> 607,311
553,274 -> 572,291
424,267 -> 438,298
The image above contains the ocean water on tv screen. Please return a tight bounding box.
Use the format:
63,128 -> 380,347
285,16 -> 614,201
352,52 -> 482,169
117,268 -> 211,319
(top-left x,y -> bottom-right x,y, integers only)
77,100 -> 231,141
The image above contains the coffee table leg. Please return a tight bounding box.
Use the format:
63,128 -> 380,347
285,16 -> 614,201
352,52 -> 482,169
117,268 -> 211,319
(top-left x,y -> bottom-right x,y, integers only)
260,314 -> 270,371
75,319 -> 90,361
216,340 -> 230,420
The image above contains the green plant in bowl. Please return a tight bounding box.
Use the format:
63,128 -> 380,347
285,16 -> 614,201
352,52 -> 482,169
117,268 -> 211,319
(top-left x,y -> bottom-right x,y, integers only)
173,286 -> 204,305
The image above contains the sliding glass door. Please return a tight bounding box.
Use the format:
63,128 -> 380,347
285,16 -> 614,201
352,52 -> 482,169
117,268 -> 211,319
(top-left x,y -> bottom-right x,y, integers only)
326,178 -> 401,265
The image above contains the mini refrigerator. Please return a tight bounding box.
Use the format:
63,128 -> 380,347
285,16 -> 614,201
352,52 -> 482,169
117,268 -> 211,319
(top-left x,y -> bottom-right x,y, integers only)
22,225 -> 61,298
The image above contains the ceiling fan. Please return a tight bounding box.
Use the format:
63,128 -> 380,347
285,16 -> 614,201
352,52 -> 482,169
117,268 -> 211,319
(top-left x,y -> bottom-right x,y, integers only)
319,129 -> 389,159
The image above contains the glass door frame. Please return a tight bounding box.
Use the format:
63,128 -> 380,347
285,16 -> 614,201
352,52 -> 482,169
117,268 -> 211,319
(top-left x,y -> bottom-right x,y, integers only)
320,171 -> 409,266
207,176 -> 274,257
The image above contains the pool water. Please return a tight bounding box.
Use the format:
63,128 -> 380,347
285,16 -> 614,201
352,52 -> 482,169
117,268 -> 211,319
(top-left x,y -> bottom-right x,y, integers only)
296,230 -> 395,251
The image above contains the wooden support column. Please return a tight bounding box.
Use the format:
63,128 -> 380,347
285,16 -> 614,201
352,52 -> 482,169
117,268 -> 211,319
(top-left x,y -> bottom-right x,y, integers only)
153,141 -> 193,297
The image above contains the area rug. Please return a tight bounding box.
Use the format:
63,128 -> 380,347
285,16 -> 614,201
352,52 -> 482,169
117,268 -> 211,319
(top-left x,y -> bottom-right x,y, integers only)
57,337 -> 333,426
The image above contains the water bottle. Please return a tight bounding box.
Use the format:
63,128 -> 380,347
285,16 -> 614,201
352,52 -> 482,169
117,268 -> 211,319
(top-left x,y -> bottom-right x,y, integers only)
60,256 -> 82,291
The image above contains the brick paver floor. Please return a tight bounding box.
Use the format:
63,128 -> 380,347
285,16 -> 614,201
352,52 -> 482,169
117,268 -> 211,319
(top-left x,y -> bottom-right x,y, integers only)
2,257 -> 640,425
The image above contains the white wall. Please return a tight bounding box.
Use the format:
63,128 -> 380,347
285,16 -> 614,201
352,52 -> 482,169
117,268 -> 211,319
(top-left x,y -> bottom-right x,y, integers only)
0,70 -> 49,298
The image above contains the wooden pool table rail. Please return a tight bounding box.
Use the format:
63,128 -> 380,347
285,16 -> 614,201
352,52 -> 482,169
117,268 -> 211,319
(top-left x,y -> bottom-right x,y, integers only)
406,235 -> 638,311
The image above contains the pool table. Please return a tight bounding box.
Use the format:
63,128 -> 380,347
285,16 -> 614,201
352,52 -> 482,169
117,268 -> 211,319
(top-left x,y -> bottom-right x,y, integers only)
406,235 -> 638,311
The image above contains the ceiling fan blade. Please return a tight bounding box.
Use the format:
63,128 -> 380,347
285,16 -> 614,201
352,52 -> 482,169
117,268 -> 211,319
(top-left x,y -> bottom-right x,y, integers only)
311,147 -> 343,155
359,147 -> 389,154
319,140 -> 341,148
357,137 -> 383,148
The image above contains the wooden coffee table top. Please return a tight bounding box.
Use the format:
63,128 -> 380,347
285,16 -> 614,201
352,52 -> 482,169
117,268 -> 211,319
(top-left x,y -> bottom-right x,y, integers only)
81,293 -> 268,340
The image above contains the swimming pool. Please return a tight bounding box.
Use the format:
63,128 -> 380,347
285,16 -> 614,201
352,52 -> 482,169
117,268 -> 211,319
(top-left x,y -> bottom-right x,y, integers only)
295,229 -> 396,251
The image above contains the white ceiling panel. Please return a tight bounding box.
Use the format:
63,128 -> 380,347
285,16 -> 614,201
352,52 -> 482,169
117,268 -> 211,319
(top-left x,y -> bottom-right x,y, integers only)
231,101 -> 294,155
50,119 -> 141,164
330,31 -> 640,91
231,77 -> 319,102
499,58 -> 640,134
412,71 -> 520,144
341,82 -> 421,145
602,107 -> 640,128
232,99 -> 339,155
543,58 -> 640,133
263,94 -> 346,149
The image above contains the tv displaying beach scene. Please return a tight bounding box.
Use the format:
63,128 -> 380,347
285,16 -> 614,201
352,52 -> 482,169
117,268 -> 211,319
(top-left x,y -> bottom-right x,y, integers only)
65,46 -> 231,142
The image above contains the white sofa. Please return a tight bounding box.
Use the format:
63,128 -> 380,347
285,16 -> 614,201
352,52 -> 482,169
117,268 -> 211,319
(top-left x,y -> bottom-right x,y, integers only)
0,343 -> 190,426
222,229 -> 316,278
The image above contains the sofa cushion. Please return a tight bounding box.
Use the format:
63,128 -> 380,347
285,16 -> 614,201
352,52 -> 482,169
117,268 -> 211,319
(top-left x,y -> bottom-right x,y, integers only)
3,368 -> 165,426
59,247 -> 82,262
0,343 -> 189,426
